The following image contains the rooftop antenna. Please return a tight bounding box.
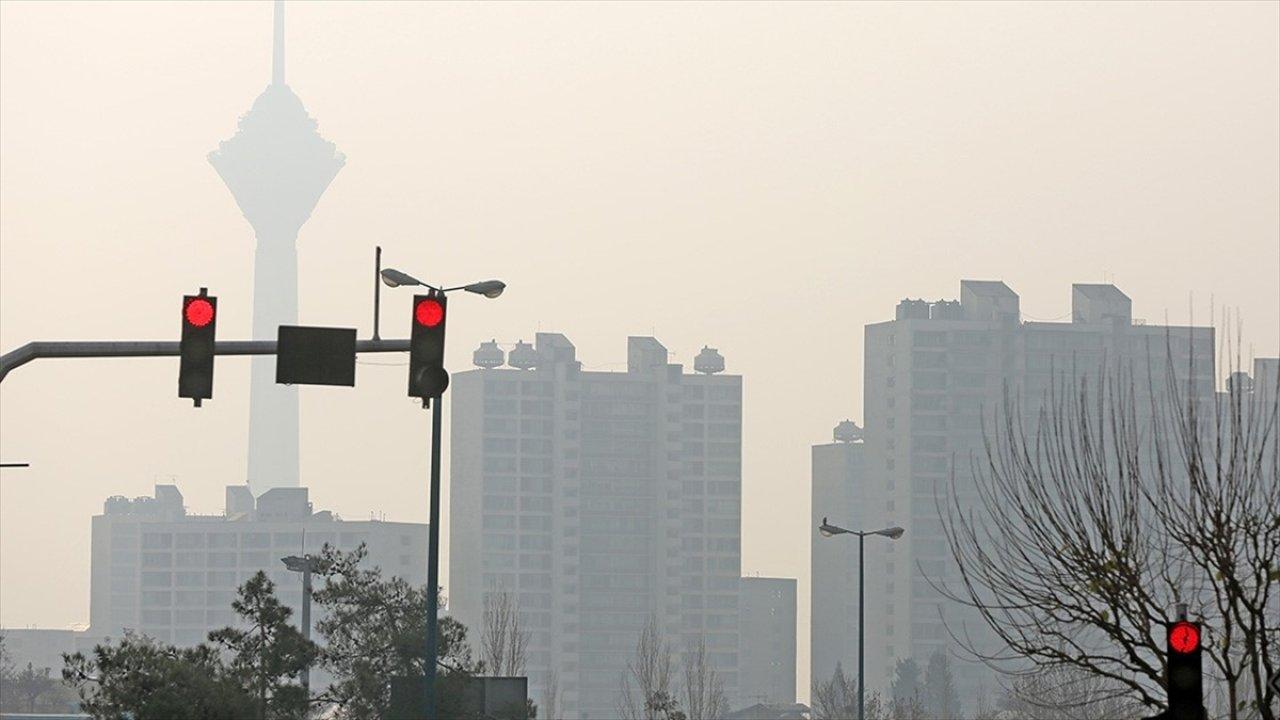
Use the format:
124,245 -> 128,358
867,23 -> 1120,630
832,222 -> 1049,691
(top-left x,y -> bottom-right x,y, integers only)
272,0 -> 285,86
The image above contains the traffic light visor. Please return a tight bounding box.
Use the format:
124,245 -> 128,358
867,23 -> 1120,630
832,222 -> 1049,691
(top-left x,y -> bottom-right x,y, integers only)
415,298 -> 444,327
185,297 -> 215,327
1170,621 -> 1200,654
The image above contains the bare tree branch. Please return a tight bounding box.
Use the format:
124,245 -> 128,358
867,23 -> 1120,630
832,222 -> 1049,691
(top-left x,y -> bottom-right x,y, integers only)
481,589 -> 529,677
681,636 -> 727,720
932,336 -> 1279,720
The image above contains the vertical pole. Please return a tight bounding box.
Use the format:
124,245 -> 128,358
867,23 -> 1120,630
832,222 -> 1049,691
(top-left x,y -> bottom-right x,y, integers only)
425,398 -> 443,718
373,246 -> 383,341
272,0 -> 285,86
858,532 -> 865,720
301,562 -> 312,703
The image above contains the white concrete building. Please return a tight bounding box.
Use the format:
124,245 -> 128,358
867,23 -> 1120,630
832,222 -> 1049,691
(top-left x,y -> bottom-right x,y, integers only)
450,334 -> 742,720
808,420 -> 868,696
738,576 -> 797,709
89,484 -> 425,645
858,281 -> 1215,706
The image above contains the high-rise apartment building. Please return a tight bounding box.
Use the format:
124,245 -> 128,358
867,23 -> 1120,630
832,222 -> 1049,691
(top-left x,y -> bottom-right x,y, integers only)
739,576 -> 797,708
809,420 -> 867,694
89,485 -> 426,646
859,281 -> 1215,705
450,334 -> 742,720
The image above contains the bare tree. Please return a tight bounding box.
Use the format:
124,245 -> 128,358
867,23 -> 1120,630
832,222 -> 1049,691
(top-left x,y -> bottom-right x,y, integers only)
618,614 -> 677,720
811,662 -> 857,720
481,589 -> 530,677
812,663 -> 920,720
936,346 -> 1279,720
542,668 -> 561,720
680,636 -> 727,720
997,662 -> 1146,720
9,662 -> 57,713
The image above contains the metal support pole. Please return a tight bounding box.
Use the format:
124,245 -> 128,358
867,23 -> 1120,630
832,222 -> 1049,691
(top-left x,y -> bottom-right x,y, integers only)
0,338 -> 410,384
373,246 -> 382,341
301,562 -> 313,701
424,397 -> 443,719
858,532 -> 865,720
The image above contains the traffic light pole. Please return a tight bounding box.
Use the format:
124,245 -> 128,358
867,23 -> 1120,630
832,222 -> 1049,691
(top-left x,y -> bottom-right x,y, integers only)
858,532 -> 865,720
0,338 -> 410,384
424,398 -> 443,719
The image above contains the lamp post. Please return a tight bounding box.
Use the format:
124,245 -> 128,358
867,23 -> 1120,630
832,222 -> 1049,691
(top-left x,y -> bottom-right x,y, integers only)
281,554 -> 324,700
818,517 -> 904,720
381,266 -> 504,719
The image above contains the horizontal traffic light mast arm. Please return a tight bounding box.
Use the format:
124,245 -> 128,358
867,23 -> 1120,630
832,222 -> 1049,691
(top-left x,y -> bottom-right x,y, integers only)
0,338 -> 409,384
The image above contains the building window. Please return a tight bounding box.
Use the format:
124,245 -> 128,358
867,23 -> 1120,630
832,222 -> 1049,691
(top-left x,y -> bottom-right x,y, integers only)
486,398 -> 518,415
141,572 -> 172,587
208,533 -> 238,549
140,610 -> 172,625
142,533 -> 173,550
206,571 -> 237,586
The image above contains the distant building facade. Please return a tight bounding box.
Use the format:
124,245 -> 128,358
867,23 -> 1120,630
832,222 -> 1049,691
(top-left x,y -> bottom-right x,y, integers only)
88,485 -> 425,645
859,281 -> 1216,705
1250,357 -> 1279,406
738,576 -> 796,708
450,335 -> 742,720
0,628 -> 96,674
808,420 -> 866,693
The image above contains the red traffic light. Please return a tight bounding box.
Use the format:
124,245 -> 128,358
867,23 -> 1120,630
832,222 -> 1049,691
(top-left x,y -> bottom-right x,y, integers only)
415,298 -> 444,328
185,297 -> 215,327
1169,621 -> 1200,654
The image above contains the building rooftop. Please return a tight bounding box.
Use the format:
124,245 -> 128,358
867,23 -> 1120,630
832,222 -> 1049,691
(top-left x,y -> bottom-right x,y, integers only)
100,484 -> 358,524
959,279 -> 1018,298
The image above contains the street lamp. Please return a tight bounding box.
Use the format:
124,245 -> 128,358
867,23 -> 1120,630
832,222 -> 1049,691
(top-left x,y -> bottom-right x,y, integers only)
380,268 -> 506,299
281,554 -> 324,700
382,265 -> 505,719
818,517 -> 904,720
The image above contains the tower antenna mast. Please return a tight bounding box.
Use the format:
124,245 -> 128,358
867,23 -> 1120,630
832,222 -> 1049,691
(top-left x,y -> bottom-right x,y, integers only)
272,0 -> 285,86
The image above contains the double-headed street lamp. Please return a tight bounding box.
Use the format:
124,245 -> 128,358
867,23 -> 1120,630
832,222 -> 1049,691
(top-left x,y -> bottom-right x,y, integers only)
818,517 -> 904,720
379,268 -> 506,298
381,265 -> 504,720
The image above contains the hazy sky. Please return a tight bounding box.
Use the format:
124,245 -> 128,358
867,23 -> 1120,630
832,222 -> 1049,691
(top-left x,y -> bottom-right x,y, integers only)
2,0 -> 1277,699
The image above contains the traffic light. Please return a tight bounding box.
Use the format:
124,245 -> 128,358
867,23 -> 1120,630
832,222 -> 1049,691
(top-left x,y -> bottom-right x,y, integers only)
408,292 -> 448,401
179,289 -> 217,406
1165,619 -> 1205,720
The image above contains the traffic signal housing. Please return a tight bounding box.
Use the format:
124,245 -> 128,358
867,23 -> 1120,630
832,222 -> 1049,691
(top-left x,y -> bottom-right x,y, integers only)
1165,620 -> 1205,720
179,289 -> 217,406
408,292 -> 448,401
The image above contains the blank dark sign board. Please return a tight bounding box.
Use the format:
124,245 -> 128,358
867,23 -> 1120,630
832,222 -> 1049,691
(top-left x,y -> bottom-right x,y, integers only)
276,326 -> 357,387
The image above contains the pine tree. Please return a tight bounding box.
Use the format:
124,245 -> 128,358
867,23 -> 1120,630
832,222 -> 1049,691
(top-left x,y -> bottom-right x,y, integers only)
209,571 -> 318,720
923,650 -> 960,719
890,658 -> 922,706
63,633 -> 257,720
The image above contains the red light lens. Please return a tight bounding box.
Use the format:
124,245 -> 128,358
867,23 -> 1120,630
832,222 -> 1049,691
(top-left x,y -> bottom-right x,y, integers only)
1169,621 -> 1199,654
185,298 -> 215,327
415,298 -> 444,327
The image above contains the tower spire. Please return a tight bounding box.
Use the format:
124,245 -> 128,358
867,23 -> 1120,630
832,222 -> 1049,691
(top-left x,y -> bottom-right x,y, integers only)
272,0 -> 285,86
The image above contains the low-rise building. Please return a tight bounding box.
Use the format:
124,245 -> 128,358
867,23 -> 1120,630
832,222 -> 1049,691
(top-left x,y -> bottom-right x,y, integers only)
738,576 -> 797,709
89,484 -> 427,645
